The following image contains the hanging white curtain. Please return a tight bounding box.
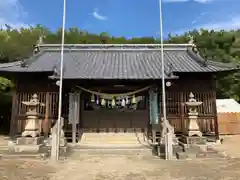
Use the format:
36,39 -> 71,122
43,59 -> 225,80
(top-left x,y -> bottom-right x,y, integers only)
68,92 -> 81,124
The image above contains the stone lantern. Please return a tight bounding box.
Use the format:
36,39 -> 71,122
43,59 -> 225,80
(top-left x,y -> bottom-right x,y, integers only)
9,94 -> 45,153
21,94 -> 45,137
184,92 -> 203,137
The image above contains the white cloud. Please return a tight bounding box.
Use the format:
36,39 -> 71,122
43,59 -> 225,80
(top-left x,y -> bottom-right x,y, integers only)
163,0 -> 213,3
91,8 -> 107,21
191,12 -> 208,24
0,0 -> 30,29
198,16 -> 240,31
172,15 -> 240,35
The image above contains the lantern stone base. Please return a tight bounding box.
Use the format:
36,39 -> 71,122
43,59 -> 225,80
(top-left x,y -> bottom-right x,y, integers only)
16,137 -> 44,145
8,137 -> 45,153
21,129 -> 40,138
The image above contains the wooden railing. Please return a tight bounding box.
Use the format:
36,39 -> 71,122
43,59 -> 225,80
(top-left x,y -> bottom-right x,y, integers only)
10,90 -> 218,137
159,91 -> 217,135
11,92 -> 70,135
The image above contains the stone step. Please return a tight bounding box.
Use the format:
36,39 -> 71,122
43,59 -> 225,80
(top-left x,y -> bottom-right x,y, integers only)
71,146 -> 154,156
79,141 -> 145,144
82,133 -> 145,137
0,151 -> 47,160
82,135 -> 145,140
75,142 -> 151,149
81,133 -> 146,143
81,138 -> 145,141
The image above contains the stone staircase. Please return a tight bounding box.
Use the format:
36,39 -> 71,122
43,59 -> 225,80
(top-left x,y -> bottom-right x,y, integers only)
71,132 -> 154,157
76,132 -> 151,150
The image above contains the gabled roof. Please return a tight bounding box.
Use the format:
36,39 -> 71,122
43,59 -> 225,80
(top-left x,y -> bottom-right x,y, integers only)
0,44 -> 238,80
216,99 -> 240,113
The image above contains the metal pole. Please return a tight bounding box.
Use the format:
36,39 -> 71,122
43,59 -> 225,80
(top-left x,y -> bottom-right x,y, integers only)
158,0 -> 168,160
51,0 -> 66,161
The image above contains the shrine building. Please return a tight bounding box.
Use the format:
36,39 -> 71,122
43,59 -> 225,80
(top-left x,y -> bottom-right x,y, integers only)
0,44 -> 238,143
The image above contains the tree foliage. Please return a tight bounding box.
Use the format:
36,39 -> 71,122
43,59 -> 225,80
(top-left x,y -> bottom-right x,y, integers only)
0,25 -> 239,99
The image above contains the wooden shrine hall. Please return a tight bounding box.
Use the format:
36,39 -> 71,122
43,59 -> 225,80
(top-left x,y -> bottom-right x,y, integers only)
0,43 -> 238,143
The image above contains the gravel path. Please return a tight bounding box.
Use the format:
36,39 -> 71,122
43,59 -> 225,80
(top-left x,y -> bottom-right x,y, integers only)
49,152 -> 240,180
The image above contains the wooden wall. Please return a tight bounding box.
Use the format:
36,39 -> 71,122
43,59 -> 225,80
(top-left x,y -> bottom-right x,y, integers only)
10,72 -> 218,138
158,91 -> 216,135
218,113 -> 240,135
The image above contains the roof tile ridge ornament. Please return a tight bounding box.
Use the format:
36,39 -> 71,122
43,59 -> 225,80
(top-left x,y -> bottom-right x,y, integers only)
207,60 -> 240,69
33,35 -> 46,54
186,36 -> 208,67
20,44 -> 46,68
167,63 -> 174,77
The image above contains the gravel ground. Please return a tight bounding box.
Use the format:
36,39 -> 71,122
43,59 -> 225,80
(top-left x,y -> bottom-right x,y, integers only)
214,135 -> 240,158
0,159 -> 55,180
49,153 -> 240,180
2,155 -> 240,180
1,135 -> 240,180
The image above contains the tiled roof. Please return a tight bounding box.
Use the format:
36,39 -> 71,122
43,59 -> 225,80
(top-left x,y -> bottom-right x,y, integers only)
0,44 -> 238,80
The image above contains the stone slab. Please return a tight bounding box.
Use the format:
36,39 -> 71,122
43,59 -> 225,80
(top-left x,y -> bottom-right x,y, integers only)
8,144 -> 42,153
40,146 -> 69,157
180,135 -> 206,145
44,137 -> 67,147
16,137 -> 44,145
159,137 -> 179,145
153,144 -> 182,157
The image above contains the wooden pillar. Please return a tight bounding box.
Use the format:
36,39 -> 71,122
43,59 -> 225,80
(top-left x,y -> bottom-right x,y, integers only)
72,93 -> 77,144
43,92 -> 50,137
9,92 -> 18,139
71,92 -> 81,144
153,91 -> 159,124
180,92 -> 185,134
149,89 -> 156,144
212,91 -> 219,140
149,92 -> 152,125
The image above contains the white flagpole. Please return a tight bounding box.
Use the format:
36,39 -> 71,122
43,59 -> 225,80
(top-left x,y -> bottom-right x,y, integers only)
51,0 -> 66,161
158,0 -> 169,160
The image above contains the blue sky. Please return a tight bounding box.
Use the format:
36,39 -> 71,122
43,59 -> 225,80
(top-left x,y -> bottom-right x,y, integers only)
0,0 -> 240,38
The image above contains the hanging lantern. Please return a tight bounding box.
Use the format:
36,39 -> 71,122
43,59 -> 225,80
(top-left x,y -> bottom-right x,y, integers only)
121,99 -> 126,107
96,95 -> 99,104
132,95 -> 136,104
101,98 -> 106,106
91,94 -> 95,103
125,96 -> 129,104
111,97 -> 116,107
